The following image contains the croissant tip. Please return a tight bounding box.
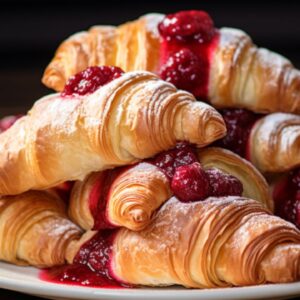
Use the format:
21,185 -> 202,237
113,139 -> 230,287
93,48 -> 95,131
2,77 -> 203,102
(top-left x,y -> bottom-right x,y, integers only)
41,67 -> 65,92
205,117 -> 227,142
129,208 -> 149,223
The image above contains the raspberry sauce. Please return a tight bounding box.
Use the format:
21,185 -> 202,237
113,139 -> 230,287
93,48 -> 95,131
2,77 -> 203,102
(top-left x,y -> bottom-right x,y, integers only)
148,142 -> 243,202
88,169 -> 126,230
41,143 -> 244,286
86,142 -> 244,218
215,109 -> 262,158
273,168 -> 300,229
40,230 -> 129,288
158,10 -> 220,99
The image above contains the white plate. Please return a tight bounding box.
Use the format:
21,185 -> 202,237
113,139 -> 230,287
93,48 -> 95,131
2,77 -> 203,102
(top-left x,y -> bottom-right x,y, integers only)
0,262 -> 300,300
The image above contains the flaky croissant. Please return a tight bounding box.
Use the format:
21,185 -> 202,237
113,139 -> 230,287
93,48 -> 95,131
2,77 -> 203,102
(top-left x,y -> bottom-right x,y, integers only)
249,113 -> 300,173
69,147 -> 272,231
42,13 -> 300,114
67,197 -> 300,288
0,71 -> 225,195
69,163 -> 171,231
0,191 -> 81,267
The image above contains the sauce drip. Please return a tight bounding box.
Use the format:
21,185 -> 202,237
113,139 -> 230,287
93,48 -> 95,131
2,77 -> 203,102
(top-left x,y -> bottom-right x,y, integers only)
40,230 -> 130,288
158,10 -> 220,99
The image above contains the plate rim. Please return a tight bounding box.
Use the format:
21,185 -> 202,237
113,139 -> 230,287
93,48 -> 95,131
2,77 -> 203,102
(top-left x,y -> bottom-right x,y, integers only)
0,263 -> 300,300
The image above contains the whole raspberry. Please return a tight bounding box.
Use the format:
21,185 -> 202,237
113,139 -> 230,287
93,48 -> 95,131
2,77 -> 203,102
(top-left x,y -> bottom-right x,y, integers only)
160,48 -> 204,92
62,66 -> 124,97
150,142 -> 198,179
158,10 -> 215,43
171,162 -> 209,202
205,168 -> 243,197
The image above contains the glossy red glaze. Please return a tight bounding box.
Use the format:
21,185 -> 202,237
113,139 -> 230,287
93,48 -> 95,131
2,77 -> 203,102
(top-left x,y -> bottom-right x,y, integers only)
40,264 -> 125,288
61,66 -> 124,97
88,169 -> 125,230
273,168 -> 300,228
40,230 -> 130,288
158,10 -> 219,99
149,142 -> 243,202
171,162 -> 209,202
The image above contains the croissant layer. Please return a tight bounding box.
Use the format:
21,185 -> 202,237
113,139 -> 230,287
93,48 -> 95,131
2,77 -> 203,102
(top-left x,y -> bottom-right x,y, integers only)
69,147 -> 272,231
249,113 -> 300,173
43,14 -> 300,114
0,71 -> 225,195
67,197 -> 300,288
0,191 -> 81,267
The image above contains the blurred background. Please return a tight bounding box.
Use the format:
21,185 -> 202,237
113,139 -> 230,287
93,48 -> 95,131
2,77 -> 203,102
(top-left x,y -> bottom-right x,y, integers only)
1,0 -> 300,116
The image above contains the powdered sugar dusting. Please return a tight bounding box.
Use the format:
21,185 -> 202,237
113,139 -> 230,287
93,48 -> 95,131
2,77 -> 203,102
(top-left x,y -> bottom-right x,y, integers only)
142,13 -> 164,38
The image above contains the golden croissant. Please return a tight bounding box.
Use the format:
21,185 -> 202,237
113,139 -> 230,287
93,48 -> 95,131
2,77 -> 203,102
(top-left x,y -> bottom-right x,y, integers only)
66,197 -> 300,288
69,146 -> 272,232
42,11 -> 300,114
0,71 -> 225,195
1,192 -> 299,288
249,113 -> 300,173
0,191 -> 81,267
69,163 -> 171,231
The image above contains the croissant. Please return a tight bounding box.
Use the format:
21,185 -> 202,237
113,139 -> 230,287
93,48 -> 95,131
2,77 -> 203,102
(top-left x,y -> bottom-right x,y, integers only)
42,12 -> 300,114
0,71 -> 225,195
0,191 -> 81,267
249,113 -> 300,173
69,146 -> 272,231
66,197 -> 300,288
69,163 -> 171,231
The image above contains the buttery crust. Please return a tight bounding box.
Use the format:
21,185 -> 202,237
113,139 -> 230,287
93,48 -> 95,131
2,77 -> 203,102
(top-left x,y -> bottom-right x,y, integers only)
69,147 -> 273,231
42,14 -> 163,91
209,28 -> 300,114
43,16 -> 300,114
0,71 -> 225,195
249,113 -> 300,173
114,197 -> 300,287
67,197 -> 300,288
69,163 -> 171,231
0,191 -> 81,267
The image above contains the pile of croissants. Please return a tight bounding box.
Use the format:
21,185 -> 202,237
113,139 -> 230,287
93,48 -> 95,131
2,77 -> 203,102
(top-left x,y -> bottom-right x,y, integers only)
0,10 -> 300,289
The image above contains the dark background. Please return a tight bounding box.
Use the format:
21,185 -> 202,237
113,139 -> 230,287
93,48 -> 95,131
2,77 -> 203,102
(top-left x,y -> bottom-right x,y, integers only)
1,0 -> 300,116
0,0 -> 300,299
